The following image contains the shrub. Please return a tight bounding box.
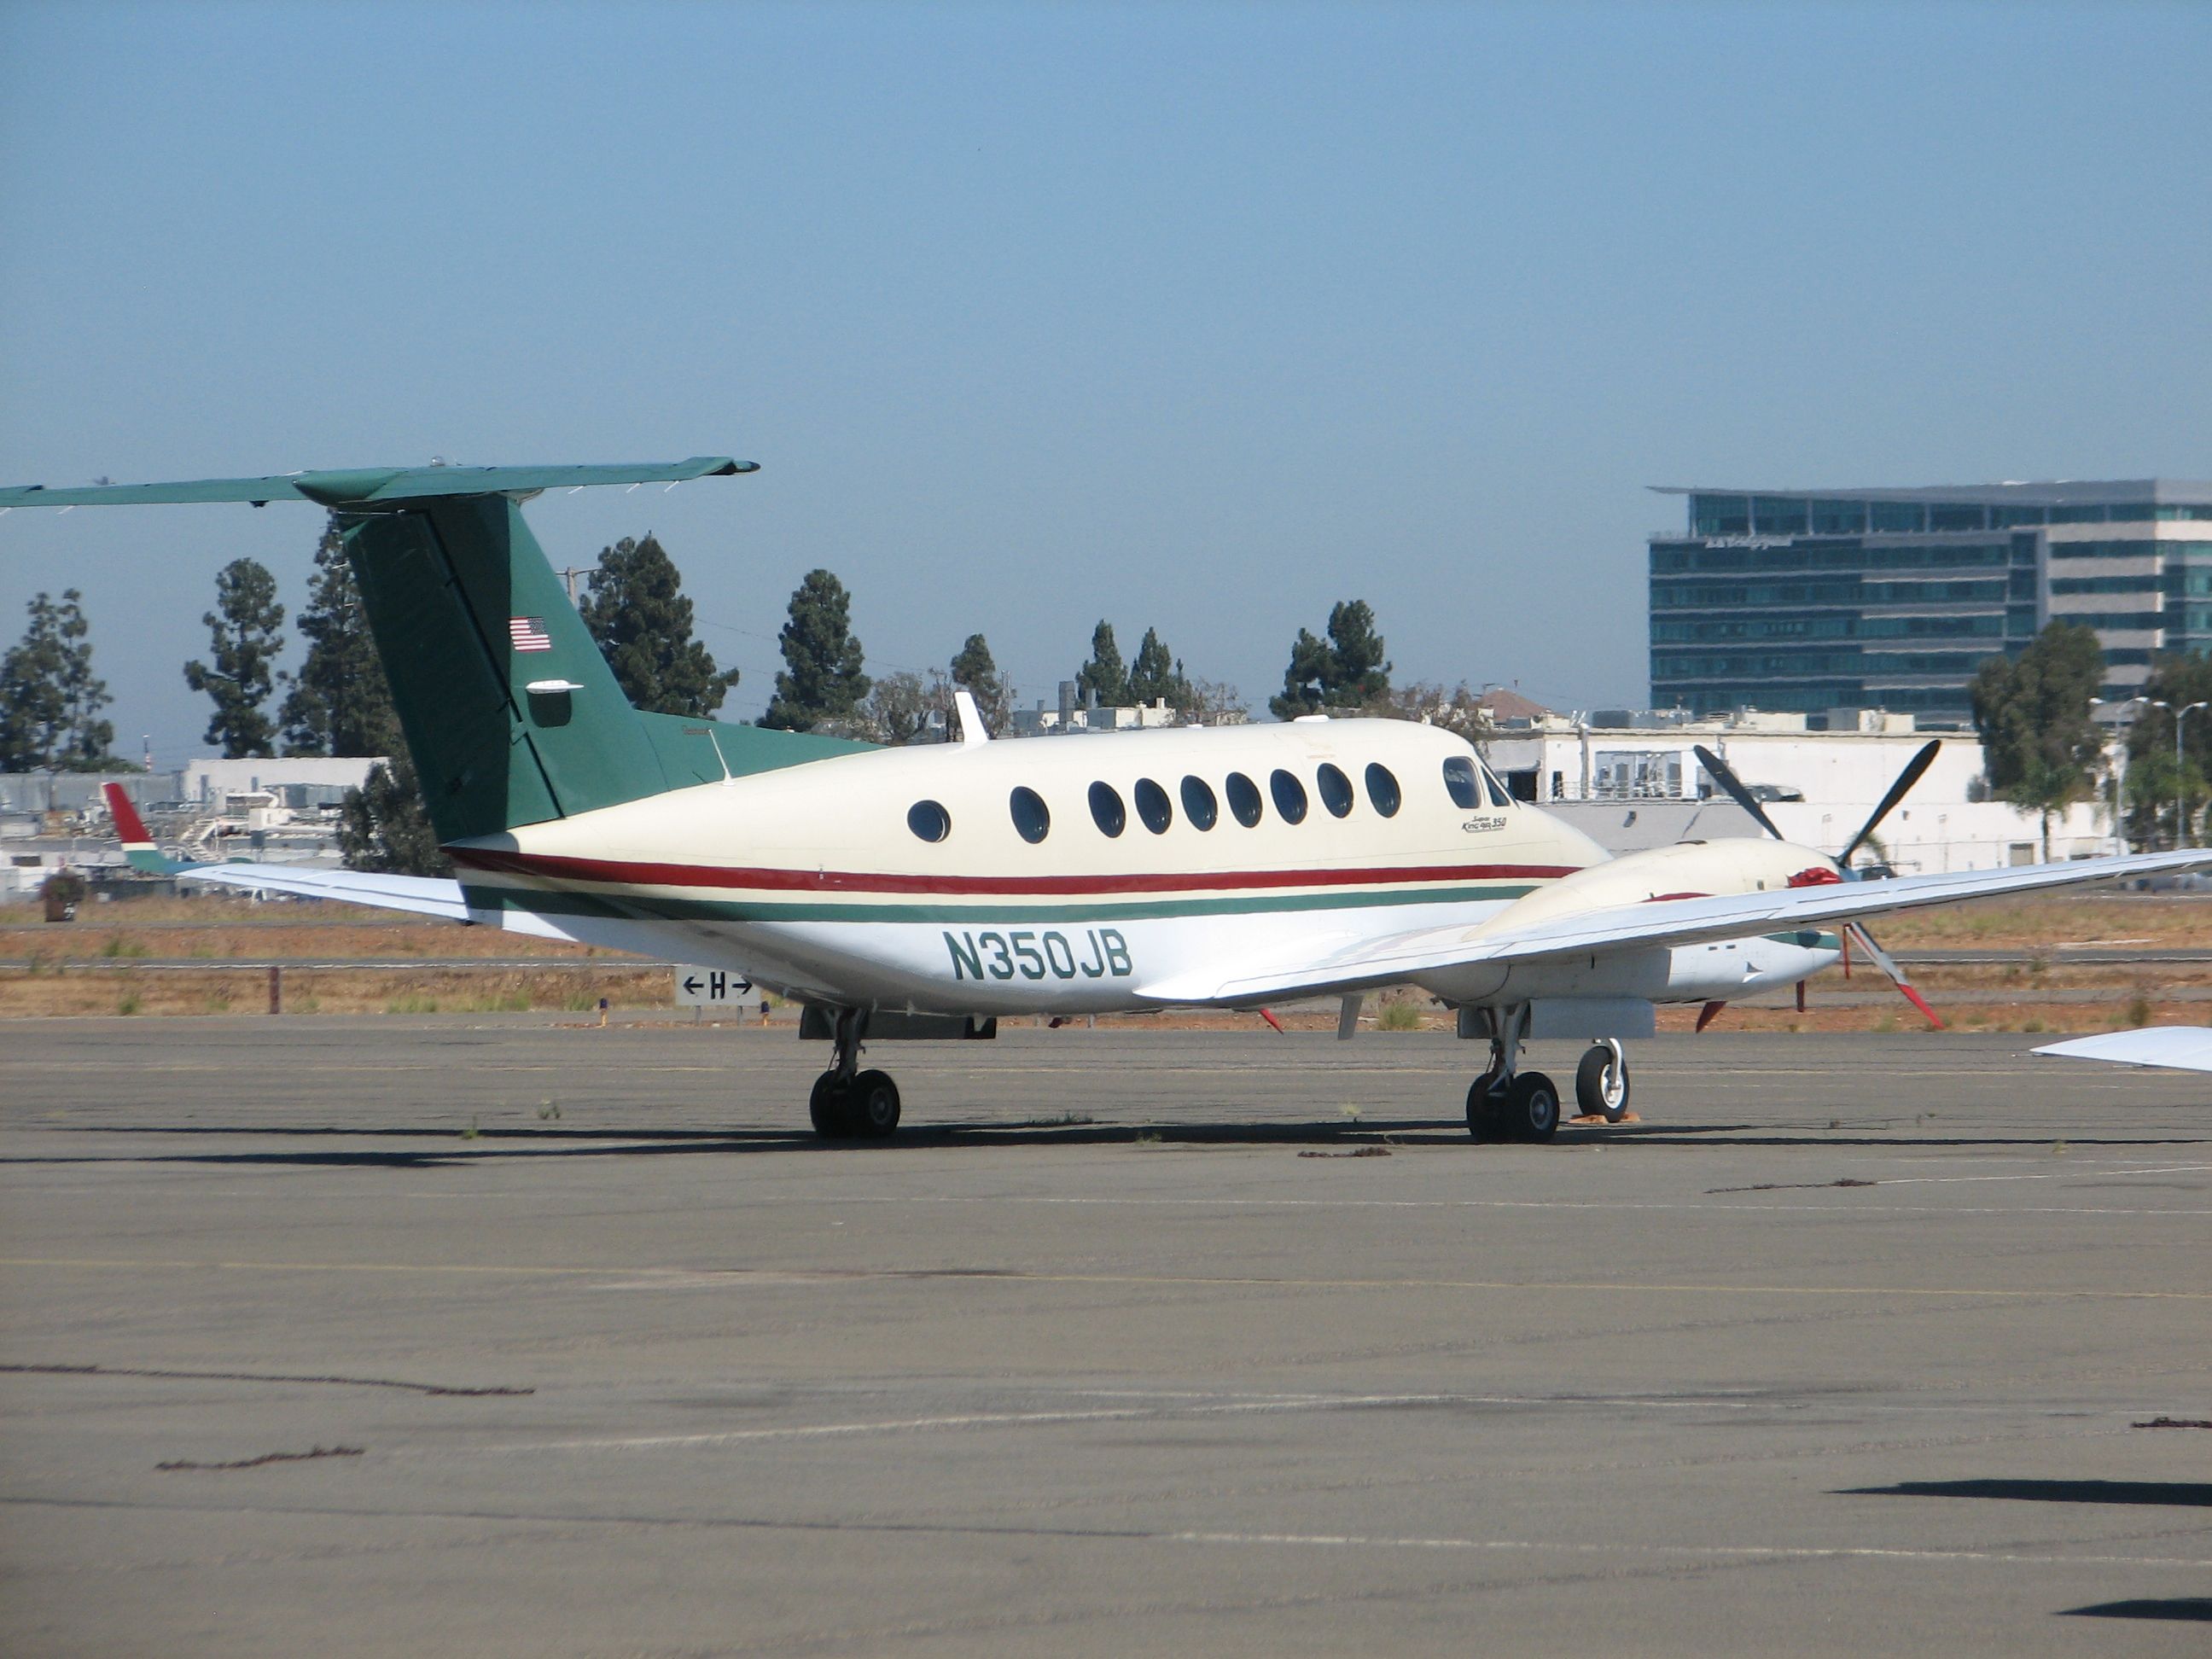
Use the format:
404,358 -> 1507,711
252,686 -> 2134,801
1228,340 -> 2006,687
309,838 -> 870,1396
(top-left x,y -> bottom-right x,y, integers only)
1377,998 -> 1423,1031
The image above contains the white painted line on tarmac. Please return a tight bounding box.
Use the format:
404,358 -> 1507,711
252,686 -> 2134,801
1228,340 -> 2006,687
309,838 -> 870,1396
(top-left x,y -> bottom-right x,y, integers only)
1161,1529 -> 2212,1570
1871,1162 -> 2212,1186
471,1389 -> 1790,1455
690,1192 -> 2212,1220
10,1256 -> 2209,1299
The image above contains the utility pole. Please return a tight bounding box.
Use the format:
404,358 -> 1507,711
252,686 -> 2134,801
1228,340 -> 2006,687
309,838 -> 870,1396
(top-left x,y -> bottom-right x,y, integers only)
2178,701 -> 2209,849
557,567 -> 591,608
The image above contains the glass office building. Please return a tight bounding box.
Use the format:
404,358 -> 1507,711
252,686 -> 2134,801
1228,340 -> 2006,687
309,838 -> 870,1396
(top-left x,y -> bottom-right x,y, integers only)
1649,481 -> 2212,725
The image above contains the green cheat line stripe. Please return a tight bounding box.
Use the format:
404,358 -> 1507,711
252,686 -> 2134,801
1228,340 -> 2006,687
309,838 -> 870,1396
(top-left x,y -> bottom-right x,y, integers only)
461,881 -> 1542,927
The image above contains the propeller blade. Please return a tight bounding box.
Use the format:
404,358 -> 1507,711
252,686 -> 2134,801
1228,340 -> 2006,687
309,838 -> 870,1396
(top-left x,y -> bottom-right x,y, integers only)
1692,745 -> 1784,841
1695,999 -> 1728,1033
1839,740 -> 1941,867
1845,922 -> 1944,1029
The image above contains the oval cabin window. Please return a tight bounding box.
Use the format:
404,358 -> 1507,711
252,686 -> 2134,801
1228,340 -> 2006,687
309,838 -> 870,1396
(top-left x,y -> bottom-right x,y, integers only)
1133,777 -> 1173,834
1180,775 -> 1219,830
1225,771 -> 1263,827
1270,768 -> 1309,824
1316,763 -> 1354,818
1365,763 -> 1401,818
1009,786 -> 1051,844
906,800 -> 952,843
1088,781 -> 1126,838
1441,755 -> 1481,810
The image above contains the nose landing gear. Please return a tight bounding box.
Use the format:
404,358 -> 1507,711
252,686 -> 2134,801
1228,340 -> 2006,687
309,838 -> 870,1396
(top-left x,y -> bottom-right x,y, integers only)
807,1009 -> 902,1140
1574,1039 -> 1631,1122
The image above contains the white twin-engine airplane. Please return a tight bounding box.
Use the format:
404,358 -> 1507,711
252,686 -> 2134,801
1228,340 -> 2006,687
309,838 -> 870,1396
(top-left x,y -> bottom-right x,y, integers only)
12,455 -> 2209,1141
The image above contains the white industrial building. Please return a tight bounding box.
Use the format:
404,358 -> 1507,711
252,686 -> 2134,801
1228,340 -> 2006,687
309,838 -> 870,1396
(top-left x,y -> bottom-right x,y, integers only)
1,756 -> 386,894
179,757 -> 381,806
1485,707 -> 2108,872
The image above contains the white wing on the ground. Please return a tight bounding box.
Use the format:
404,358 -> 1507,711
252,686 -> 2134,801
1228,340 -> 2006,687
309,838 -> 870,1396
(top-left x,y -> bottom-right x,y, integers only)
178,863 -> 564,940
2034,1027 -> 2212,1074
1135,848 -> 2212,1005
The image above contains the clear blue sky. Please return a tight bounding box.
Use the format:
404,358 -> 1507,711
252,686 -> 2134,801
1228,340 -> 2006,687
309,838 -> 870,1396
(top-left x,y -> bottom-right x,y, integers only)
3,1 -> 2208,765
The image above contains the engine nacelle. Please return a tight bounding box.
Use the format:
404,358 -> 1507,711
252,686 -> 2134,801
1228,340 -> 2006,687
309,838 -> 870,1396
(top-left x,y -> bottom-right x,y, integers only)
1417,838 -> 1844,1008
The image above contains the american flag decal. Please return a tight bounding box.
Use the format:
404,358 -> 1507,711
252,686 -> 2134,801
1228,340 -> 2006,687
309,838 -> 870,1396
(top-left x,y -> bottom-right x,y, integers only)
509,616 -> 552,653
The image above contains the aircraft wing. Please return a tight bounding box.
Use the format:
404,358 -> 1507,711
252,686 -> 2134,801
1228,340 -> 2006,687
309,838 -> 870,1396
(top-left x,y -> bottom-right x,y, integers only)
1135,847 -> 2212,1005
2034,1027 -> 2212,1074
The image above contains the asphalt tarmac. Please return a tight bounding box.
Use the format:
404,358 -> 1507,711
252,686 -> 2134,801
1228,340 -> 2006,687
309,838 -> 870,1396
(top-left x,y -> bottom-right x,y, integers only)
3,1017 -> 2209,1656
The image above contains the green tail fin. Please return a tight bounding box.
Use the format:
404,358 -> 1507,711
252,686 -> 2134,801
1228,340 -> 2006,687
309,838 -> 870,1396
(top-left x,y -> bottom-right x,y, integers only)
341,494 -> 869,845
3,457 -> 869,847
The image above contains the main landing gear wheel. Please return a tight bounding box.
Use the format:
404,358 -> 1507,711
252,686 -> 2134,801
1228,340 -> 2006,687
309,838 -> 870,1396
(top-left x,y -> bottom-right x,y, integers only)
807,1008 -> 903,1143
1575,1041 -> 1631,1122
1465,1077 -> 1507,1142
809,1070 -> 856,1139
847,1069 -> 901,1138
1506,1071 -> 1560,1142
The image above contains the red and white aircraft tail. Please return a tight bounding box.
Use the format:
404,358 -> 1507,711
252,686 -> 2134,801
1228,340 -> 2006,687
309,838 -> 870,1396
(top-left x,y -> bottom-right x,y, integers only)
102,783 -> 183,875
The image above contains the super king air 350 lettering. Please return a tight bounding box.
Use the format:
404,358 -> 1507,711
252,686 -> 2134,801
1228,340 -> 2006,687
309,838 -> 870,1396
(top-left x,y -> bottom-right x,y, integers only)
15,457 -> 2211,1142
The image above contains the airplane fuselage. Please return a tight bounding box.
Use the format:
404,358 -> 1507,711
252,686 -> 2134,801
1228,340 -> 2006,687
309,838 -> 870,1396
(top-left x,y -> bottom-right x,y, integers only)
446,718 -> 1843,1016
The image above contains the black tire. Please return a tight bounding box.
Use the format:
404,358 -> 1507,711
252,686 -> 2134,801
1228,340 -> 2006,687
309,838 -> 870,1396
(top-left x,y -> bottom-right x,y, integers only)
848,1069 -> 901,1138
1575,1045 -> 1630,1123
1464,1078 -> 1500,1140
808,1071 -> 853,1139
1507,1071 -> 1560,1142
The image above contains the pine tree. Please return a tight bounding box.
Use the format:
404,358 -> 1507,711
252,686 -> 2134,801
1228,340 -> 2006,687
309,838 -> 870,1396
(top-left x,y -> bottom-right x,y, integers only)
183,558 -> 286,758
0,596 -> 67,771
1968,621 -> 2106,860
761,569 -> 869,731
579,534 -> 739,717
337,751 -> 450,876
0,590 -> 116,770
1126,626 -> 1190,707
950,632 -> 1011,733
280,520 -> 402,758
1269,600 -> 1391,719
50,591 -> 115,769
1074,620 -> 1128,709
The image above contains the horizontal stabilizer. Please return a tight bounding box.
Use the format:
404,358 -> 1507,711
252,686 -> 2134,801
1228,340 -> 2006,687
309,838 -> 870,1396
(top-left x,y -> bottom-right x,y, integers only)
0,457 -> 754,510
179,863 -> 474,922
